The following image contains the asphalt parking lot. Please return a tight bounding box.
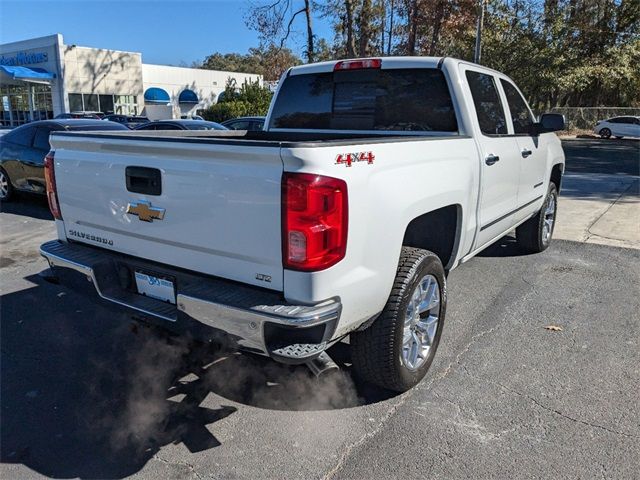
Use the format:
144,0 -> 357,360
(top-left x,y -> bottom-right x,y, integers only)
1,139 -> 639,479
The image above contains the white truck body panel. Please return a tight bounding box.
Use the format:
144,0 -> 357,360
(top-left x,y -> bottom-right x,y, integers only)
280,137 -> 478,335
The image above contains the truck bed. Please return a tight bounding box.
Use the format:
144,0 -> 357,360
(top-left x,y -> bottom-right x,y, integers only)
52,128 -> 464,148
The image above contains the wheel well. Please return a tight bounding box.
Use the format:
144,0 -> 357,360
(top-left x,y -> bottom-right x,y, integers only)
402,205 -> 460,269
551,164 -> 563,192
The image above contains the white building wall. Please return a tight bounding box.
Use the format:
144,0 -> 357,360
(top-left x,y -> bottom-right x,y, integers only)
141,63 -> 262,119
63,45 -> 143,98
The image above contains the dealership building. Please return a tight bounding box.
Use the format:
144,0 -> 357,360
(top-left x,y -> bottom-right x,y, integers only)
0,34 -> 262,126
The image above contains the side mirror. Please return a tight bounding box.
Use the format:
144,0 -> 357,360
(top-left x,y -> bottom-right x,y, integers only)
531,113 -> 566,136
531,113 -> 565,135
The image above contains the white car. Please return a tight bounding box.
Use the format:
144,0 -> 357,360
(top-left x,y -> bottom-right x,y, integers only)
40,57 -> 566,392
594,116 -> 640,139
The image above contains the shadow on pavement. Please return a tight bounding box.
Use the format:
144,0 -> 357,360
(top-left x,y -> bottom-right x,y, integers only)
0,193 -> 53,221
0,271 -> 393,479
476,234 -> 534,258
562,138 -> 640,176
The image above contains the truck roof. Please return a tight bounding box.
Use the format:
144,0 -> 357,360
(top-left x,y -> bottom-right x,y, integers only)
289,56 -> 443,76
287,56 -> 505,78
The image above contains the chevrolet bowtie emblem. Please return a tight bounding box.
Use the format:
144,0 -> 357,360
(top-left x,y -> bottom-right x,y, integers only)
126,201 -> 166,222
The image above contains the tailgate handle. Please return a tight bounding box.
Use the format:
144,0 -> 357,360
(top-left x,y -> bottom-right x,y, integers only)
126,166 -> 162,196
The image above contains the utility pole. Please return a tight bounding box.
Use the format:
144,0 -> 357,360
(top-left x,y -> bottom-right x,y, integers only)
474,0 -> 485,64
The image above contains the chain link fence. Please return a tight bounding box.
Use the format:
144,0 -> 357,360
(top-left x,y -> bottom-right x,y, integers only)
549,107 -> 640,131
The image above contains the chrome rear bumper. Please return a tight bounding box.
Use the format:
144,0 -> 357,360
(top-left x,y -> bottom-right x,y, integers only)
40,240 -> 340,362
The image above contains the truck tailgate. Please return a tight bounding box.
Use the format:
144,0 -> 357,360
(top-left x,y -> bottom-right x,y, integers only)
50,134 -> 284,290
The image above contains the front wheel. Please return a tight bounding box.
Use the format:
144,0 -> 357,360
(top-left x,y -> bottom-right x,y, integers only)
516,183 -> 558,253
351,247 -> 446,392
599,128 -> 612,139
0,166 -> 13,202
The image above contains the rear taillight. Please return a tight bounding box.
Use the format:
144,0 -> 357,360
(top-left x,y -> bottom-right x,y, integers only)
282,173 -> 348,271
334,58 -> 381,71
44,151 -> 62,220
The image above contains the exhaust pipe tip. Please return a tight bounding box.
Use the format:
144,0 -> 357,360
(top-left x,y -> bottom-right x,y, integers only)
306,351 -> 339,377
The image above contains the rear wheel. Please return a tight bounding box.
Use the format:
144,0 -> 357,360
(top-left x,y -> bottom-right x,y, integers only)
351,247 -> 446,392
516,183 -> 558,253
600,128 -> 612,139
0,167 -> 13,202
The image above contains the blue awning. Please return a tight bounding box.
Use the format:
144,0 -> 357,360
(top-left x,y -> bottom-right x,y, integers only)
178,89 -> 199,104
0,65 -> 56,84
144,87 -> 171,104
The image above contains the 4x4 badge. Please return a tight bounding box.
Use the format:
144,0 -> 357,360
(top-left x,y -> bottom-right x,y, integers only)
126,200 -> 165,222
335,151 -> 375,167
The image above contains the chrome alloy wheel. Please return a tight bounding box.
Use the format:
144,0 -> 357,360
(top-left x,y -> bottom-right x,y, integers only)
402,274 -> 440,371
0,169 -> 8,200
542,193 -> 556,244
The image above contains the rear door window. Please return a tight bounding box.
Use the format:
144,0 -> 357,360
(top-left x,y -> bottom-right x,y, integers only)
33,126 -> 55,150
500,79 -> 534,135
466,71 -> 507,135
269,68 -> 458,132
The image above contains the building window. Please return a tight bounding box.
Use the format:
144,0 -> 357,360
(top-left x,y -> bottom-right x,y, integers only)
1,83 -> 53,126
68,93 -> 139,115
114,95 -> 138,115
99,94 -> 114,114
84,94 -> 99,112
69,93 -> 83,112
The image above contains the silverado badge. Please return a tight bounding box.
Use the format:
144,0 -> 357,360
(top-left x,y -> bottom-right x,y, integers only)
126,201 -> 166,222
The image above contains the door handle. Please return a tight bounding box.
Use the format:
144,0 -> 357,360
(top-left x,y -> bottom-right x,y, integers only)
485,154 -> 500,166
521,149 -> 533,158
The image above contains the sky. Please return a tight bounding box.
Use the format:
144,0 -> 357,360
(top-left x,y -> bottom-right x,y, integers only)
0,0 -> 334,66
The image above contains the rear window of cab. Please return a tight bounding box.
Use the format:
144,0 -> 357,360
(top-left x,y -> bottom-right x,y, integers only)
269,68 -> 458,133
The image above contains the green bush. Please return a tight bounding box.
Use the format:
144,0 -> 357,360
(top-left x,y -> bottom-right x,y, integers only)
202,79 -> 273,123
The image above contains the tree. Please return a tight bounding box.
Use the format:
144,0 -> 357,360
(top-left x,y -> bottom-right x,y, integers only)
201,79 -> 274,123
200,52 -> 259,73
317,0 -> 639,108
245,0 -> 316,62
344,0 -> 357,56
199,45 -> 301,81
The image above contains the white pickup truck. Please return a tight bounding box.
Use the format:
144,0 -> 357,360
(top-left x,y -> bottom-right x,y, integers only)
40,57 -> 565,392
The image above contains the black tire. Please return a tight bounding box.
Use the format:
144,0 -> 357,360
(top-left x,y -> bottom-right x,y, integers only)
351,247 -> 446,392
600,128 -> 612,139
516,183 -> 558,253
0,166 -> 14,202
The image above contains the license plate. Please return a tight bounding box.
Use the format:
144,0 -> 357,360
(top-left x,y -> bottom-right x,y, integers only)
134,271 -> 176,304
